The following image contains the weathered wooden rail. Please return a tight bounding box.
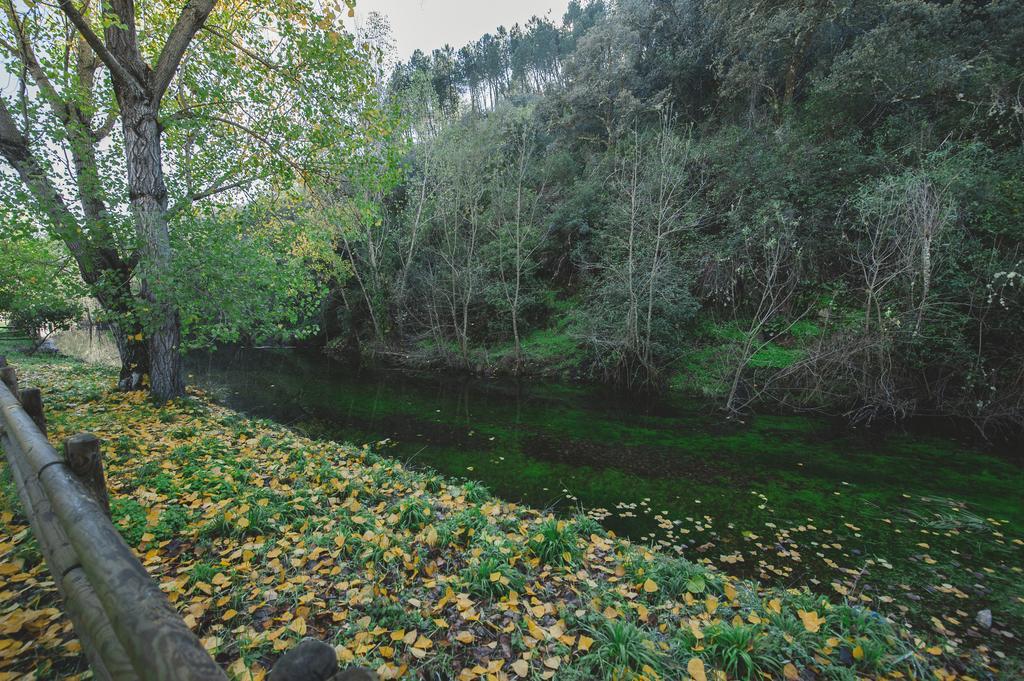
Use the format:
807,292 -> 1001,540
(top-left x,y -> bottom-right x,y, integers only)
0,357 -> 368,681
0,357 -> 229,681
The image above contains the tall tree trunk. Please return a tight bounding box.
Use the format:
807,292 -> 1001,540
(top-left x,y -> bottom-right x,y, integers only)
90,265 -> 151,389
782,2 -> 828,111
4,0 -> 216,400
121,98 -> 184,401
111,326 -> 150,389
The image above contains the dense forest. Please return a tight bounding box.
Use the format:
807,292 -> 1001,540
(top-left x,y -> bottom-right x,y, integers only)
1,2 -> 1022,678
324,0 -> 1024,436
2,0 -> 1022,435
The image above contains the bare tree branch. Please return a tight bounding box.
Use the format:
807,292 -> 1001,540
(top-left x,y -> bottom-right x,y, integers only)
166,176 -> 251,218
0,97 -> 87,259
56,0 -> 143,95
91,108 -> 119,141
1,2 -> 69,121
151,0 -> 218,104
200,23 -> 280,71
204,113 -> 307,175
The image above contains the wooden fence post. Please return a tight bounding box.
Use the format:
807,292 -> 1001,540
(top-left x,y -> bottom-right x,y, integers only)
0,365 -> 17,397
2,380 -> 225,679
1,376 -> 134,680
64,433 -> 111,517
3,363 -> 226,680
19,387 -> 47,435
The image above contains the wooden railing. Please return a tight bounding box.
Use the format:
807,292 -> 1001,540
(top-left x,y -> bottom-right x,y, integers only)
0,357 -> 368,681
0,357 -> 228,681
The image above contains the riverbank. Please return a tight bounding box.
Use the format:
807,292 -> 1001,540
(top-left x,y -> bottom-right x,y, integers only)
0,348 -> 1011,679
190,345 -> 1024,673
333,319 -> 1023,444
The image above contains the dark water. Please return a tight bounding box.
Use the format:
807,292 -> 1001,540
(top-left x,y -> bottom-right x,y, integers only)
188,348 -> 1023,610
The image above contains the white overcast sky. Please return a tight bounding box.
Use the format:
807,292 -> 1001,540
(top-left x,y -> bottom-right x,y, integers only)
2,1 -> 572,93
347,0 -> 573,59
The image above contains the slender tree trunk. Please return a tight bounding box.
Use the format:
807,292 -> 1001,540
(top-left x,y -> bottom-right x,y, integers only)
510,139 -> 527,373
625,137 -> 640,367
725,335 -> 754,414
915,224 -> 933,335
782,3 -> 828,111
121,98 -> 184,401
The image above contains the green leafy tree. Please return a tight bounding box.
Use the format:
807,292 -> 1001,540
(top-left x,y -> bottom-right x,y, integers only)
483,106 -> 546,371
0,217 -> 84,348
577,119 -> 705,388
0,0 -> 384,399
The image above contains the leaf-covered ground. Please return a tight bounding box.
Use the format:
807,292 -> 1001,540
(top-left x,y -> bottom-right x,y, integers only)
217,344 -> 1023,667
0,353 -> 1009,680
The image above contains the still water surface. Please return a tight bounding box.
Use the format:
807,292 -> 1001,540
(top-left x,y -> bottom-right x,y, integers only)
189,348 -> 1021,590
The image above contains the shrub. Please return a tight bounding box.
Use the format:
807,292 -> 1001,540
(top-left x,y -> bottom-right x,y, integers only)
528,518 -> 581,568
579,619 -> 668,678
460,550 -> 524,600
702,622 -> 783,681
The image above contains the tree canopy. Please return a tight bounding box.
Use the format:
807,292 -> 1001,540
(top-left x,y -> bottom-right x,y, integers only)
328,0 -> 1024,435
1,0 -> 391,397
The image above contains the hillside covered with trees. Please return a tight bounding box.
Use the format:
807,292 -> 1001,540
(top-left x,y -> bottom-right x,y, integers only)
325,0 -> 1024,437
2,1 -> 1023,679
2,0 -> 1022,436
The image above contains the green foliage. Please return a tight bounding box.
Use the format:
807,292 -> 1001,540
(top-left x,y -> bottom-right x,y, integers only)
392,496 -> 432,531
1,0 -> 395,395
0,227 -> 84,340
459,547 -> 525,600
580,619 -> 668,678
701,622 -> 782,680
787,320 -> 821,340
461,480 -> 491,504
747,344 -> 803,369
644,557 -> 722,601
335,0 -> 1024,432
528,518 -> 581,568
436,508 -> 488,548
110,497 -> 148,546
169,204 -> 339,349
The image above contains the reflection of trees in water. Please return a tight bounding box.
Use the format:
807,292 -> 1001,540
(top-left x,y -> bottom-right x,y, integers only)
522,434 -> 742,483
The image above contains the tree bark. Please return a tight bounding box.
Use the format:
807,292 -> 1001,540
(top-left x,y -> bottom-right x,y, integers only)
120,98 -> 185,400
110,325 -> 150,390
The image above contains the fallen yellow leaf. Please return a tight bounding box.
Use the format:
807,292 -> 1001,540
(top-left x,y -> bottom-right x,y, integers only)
797,610 -> 822,633
724,582 -> 737,601
687,657 -> 707,681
